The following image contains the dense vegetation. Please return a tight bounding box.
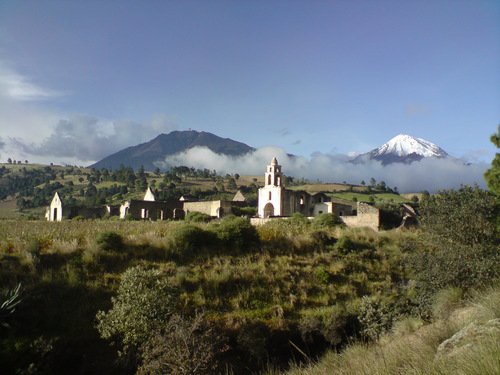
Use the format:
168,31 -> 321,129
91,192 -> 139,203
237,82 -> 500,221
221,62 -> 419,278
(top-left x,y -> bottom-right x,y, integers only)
0,179 -> 497,374
0,129 -> 498,374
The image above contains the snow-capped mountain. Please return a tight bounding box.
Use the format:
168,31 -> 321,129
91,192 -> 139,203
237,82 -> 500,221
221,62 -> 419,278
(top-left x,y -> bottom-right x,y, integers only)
353,134 -> 449,165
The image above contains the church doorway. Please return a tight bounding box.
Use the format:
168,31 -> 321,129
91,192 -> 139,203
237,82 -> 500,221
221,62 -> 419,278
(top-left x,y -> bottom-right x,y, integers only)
263,203 -> 274,218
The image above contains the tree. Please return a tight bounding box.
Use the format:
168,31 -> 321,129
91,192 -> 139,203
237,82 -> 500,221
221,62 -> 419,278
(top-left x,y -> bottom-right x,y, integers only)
369,177 -> 376,188
7,158 -> 12,164
96,266 -> 178,355
226,177 -> 237,190
484,125 -> 500,196
420,186 -> 497,246
361,180 -> 366,186
138,313 -> 227,375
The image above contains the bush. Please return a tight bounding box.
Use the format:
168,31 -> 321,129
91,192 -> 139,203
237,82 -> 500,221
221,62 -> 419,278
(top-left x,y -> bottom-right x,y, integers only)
211,216 -> 260,253
313,213 -> 343,228
185,211 -> 212,223
96,231 -> 124,251
138,313 -> 227,375
358,296 -> 395,341
168,224 -> 215,260
299,305 -> 359,347
420,186 -> 498,246
96,266 -> 178,355
406,243 -> 500,318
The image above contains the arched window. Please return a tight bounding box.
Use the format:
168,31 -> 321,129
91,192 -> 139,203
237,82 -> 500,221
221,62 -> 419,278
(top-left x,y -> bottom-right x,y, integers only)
267,175 -> 271,185
269,191 -> 272,200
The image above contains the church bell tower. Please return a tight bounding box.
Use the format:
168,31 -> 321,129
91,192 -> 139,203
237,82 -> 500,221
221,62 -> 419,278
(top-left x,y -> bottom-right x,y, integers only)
258,157 -> 284,218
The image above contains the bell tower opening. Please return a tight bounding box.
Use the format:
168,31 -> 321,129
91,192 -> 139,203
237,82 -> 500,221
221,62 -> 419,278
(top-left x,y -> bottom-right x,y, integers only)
264,157 -> 283,187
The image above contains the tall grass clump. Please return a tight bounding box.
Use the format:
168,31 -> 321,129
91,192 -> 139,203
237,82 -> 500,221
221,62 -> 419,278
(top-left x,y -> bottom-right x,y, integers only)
96,231 -> 125,252
210,216 -> 260,253
167,224 -> 216,261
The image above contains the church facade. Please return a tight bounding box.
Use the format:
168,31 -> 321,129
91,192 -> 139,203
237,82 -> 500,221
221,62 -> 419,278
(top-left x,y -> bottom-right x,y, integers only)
258,157 -> 351,218
257,158 -> 379,230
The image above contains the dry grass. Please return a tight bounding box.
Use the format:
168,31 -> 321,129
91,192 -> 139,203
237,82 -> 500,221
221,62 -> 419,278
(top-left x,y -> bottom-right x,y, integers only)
281,283 -> 500,375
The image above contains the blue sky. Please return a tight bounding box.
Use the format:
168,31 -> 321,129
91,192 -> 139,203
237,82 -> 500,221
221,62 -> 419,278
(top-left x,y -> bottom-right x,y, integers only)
0,0 -> 498,170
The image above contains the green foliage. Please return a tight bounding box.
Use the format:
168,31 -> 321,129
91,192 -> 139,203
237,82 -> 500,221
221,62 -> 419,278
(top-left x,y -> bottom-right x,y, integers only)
299,304 -> 359,346
334,236 -> 355,253
231,206 -> 258,217
96,266 -> 178,355
185,211 -> 212,223
312,213 -> 343,228
96,231 -> 124,251
138,313 -> 227,375
484,125 -> 500,196
420,186 -> 498,246
210,216 -> 260,252
358,296 -> 395,341
432,287 -> 463,320
406,242 -> 499,317
168,224 -> 215,259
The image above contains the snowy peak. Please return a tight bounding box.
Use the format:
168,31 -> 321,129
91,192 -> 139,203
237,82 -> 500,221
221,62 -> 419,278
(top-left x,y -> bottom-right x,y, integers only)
352,134 -> 449,165
373,134 -> 448,158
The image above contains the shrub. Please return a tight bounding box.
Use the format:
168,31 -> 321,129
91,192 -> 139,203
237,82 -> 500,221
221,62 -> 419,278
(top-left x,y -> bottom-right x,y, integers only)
231,206 -> 258,217
211,216 -> 260,253
358,296 -> 395,341
334,236 -> 355,254
168,224 -> 215,260
420,186 -> 498,246
96,266 -> 178,355
96,231 -> 124,251
185,211 -> 212,223
313,213 -> 343,228
138,313 -> 227,375
299,305 -> 358,347
406,243 -> 500,318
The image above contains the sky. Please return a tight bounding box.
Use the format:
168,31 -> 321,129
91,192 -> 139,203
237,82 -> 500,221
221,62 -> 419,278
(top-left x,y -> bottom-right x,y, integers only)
0,1 -> 498,190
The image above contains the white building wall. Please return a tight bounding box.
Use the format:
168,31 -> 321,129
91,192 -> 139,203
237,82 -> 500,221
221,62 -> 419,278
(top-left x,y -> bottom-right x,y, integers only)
312,202 -> 332,216
48,192 -> 63,221
258,186 -> 283,217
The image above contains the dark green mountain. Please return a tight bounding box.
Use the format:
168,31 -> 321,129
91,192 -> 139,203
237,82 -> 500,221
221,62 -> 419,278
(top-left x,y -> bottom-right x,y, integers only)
89,130 -> 255,171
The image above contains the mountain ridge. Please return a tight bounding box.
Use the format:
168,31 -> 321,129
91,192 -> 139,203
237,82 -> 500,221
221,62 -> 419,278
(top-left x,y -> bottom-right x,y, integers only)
90,130 -> 255,171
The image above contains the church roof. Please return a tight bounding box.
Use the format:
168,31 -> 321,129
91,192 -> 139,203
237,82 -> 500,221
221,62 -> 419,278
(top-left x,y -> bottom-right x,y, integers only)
271,157 -> 278,165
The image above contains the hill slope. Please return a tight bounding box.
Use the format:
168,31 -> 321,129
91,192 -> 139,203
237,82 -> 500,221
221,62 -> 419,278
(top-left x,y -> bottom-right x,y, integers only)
90,130 -> 255,171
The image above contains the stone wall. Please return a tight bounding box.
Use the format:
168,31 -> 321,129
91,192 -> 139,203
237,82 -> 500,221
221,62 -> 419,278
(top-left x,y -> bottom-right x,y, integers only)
341,202 -> 380,231
183,200 -> 233,218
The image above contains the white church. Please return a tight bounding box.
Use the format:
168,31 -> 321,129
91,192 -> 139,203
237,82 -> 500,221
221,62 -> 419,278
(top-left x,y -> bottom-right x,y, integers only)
257,157 -> 380,230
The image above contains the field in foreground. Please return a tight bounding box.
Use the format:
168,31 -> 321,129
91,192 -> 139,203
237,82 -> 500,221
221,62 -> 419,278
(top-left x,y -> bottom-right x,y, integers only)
0,186 -> 498,374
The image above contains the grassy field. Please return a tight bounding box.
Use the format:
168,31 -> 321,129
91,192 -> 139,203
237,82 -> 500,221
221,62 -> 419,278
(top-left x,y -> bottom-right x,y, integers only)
0,218 -> 414,373
279,284 -> 500,375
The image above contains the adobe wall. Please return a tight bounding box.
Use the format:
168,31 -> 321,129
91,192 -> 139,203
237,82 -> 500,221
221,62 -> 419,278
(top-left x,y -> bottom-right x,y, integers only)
122,200 -> 183,220
341,202 -> 380,231
183,200 -> 233,218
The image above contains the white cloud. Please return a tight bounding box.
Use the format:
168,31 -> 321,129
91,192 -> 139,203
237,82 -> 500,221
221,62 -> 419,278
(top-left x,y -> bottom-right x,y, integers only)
158,146 -> 488,193
13,114 -> 177,163
0,63 -> 63,101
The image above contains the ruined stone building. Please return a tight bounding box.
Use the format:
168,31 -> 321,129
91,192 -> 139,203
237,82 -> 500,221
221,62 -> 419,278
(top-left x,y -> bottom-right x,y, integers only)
119,187 -> 185,220
46,192 -> 111,221
256,157 -> 380,230
47,187 -> 247,221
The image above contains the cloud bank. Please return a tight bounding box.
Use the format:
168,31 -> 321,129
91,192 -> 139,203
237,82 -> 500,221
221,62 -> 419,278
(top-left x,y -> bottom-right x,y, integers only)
12,114 -> 177,163
158,146 -> 488,193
